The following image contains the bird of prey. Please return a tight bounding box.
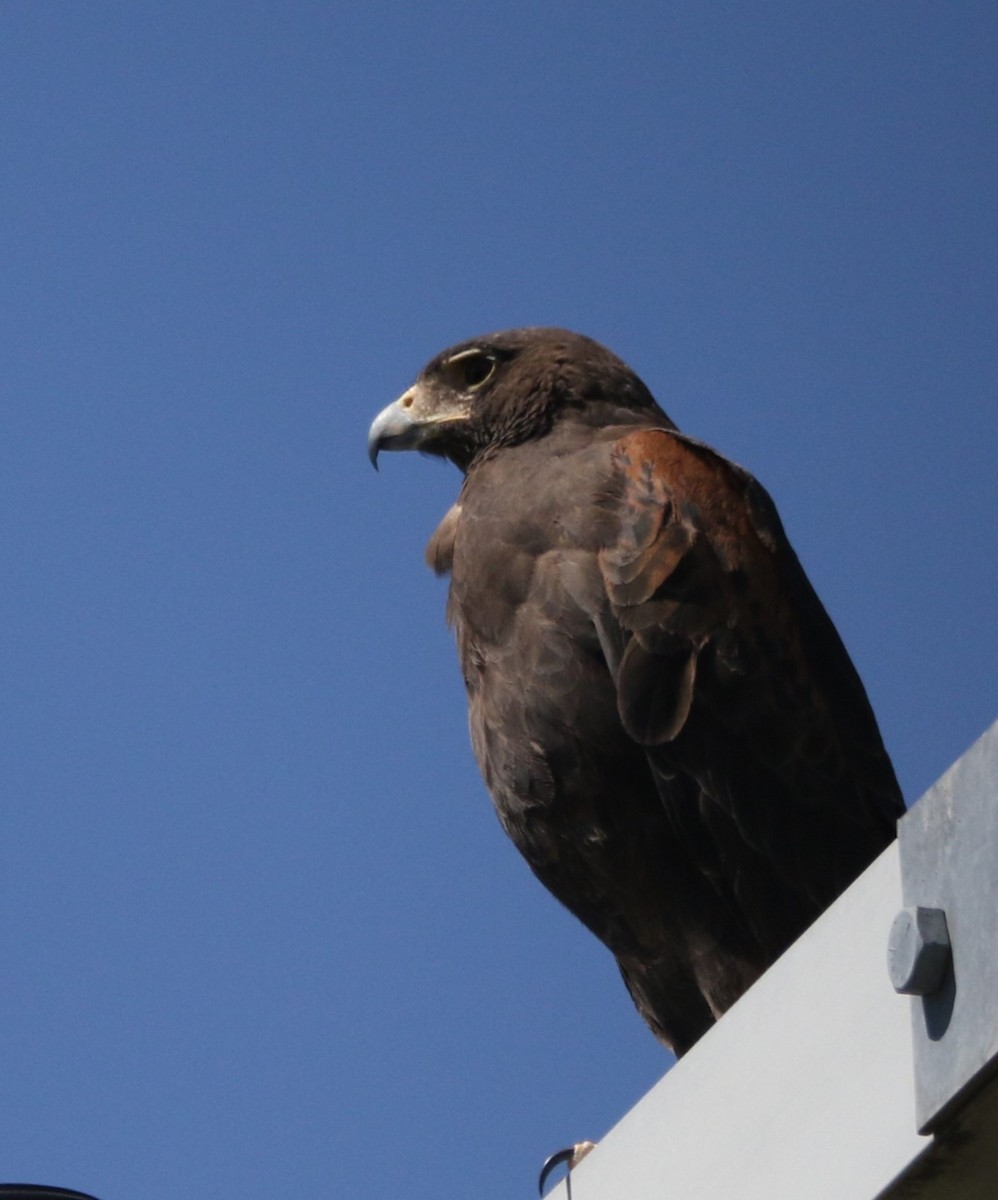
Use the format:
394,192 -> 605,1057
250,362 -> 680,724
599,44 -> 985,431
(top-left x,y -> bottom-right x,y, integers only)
368,328 -> 903,1055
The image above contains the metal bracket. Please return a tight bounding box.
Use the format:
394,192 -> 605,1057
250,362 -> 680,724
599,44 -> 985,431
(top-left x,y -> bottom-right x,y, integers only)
894,719 -> 998,1132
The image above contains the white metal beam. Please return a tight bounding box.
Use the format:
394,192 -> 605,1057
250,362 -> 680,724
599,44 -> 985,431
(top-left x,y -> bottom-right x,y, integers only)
548,722 -> 998,1199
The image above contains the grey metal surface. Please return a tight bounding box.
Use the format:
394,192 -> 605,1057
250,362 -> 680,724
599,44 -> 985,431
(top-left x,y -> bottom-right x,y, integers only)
548,845 -> 930,1200
896,719 -> 998,1132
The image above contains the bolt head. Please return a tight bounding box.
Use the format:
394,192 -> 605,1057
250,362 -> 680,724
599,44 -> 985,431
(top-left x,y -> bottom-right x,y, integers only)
888,906 -> 951,996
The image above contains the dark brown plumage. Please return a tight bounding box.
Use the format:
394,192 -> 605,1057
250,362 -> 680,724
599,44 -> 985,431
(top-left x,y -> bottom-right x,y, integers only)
368,327 -> 903,1054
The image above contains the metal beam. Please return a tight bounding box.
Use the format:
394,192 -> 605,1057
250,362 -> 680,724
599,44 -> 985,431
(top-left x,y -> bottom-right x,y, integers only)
547,720 -> 998,1200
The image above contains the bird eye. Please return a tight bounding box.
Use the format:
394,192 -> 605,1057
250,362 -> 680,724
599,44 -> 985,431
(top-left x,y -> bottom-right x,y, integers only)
445,349 -> 496,390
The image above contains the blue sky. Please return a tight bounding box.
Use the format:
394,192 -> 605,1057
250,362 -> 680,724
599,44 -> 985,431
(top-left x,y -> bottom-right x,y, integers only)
1,3 -> 996,1197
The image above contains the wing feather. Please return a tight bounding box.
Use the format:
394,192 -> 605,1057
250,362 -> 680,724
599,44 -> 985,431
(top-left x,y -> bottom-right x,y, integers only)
599,428 -> 902,914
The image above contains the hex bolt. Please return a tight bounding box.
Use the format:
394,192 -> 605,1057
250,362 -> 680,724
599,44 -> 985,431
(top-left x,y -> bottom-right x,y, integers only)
888,906 -> 951,996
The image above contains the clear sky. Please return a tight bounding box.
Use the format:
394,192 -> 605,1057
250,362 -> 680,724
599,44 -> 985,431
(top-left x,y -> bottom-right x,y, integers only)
1,3 -> 996,1197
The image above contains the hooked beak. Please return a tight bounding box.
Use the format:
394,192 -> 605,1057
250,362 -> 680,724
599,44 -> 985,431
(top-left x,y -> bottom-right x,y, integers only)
367,382 -> 469,468
367,387 -> 422,468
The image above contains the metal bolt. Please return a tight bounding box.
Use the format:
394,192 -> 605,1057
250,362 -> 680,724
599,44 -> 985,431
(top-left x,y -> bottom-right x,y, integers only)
888,906 -> 951,996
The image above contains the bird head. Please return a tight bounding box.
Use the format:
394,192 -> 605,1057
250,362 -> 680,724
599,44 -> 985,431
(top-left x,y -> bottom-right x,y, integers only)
368,327 -> 668,473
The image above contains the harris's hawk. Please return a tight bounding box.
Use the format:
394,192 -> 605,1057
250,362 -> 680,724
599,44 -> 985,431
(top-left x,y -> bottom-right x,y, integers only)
368,328 -> 902,1055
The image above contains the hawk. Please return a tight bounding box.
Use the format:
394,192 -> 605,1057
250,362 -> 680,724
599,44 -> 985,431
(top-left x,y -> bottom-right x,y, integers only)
368,328 -> 902,1054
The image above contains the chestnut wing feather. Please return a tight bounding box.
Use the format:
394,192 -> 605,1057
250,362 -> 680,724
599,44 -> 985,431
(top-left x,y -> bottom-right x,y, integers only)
599,429 -> 902,927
